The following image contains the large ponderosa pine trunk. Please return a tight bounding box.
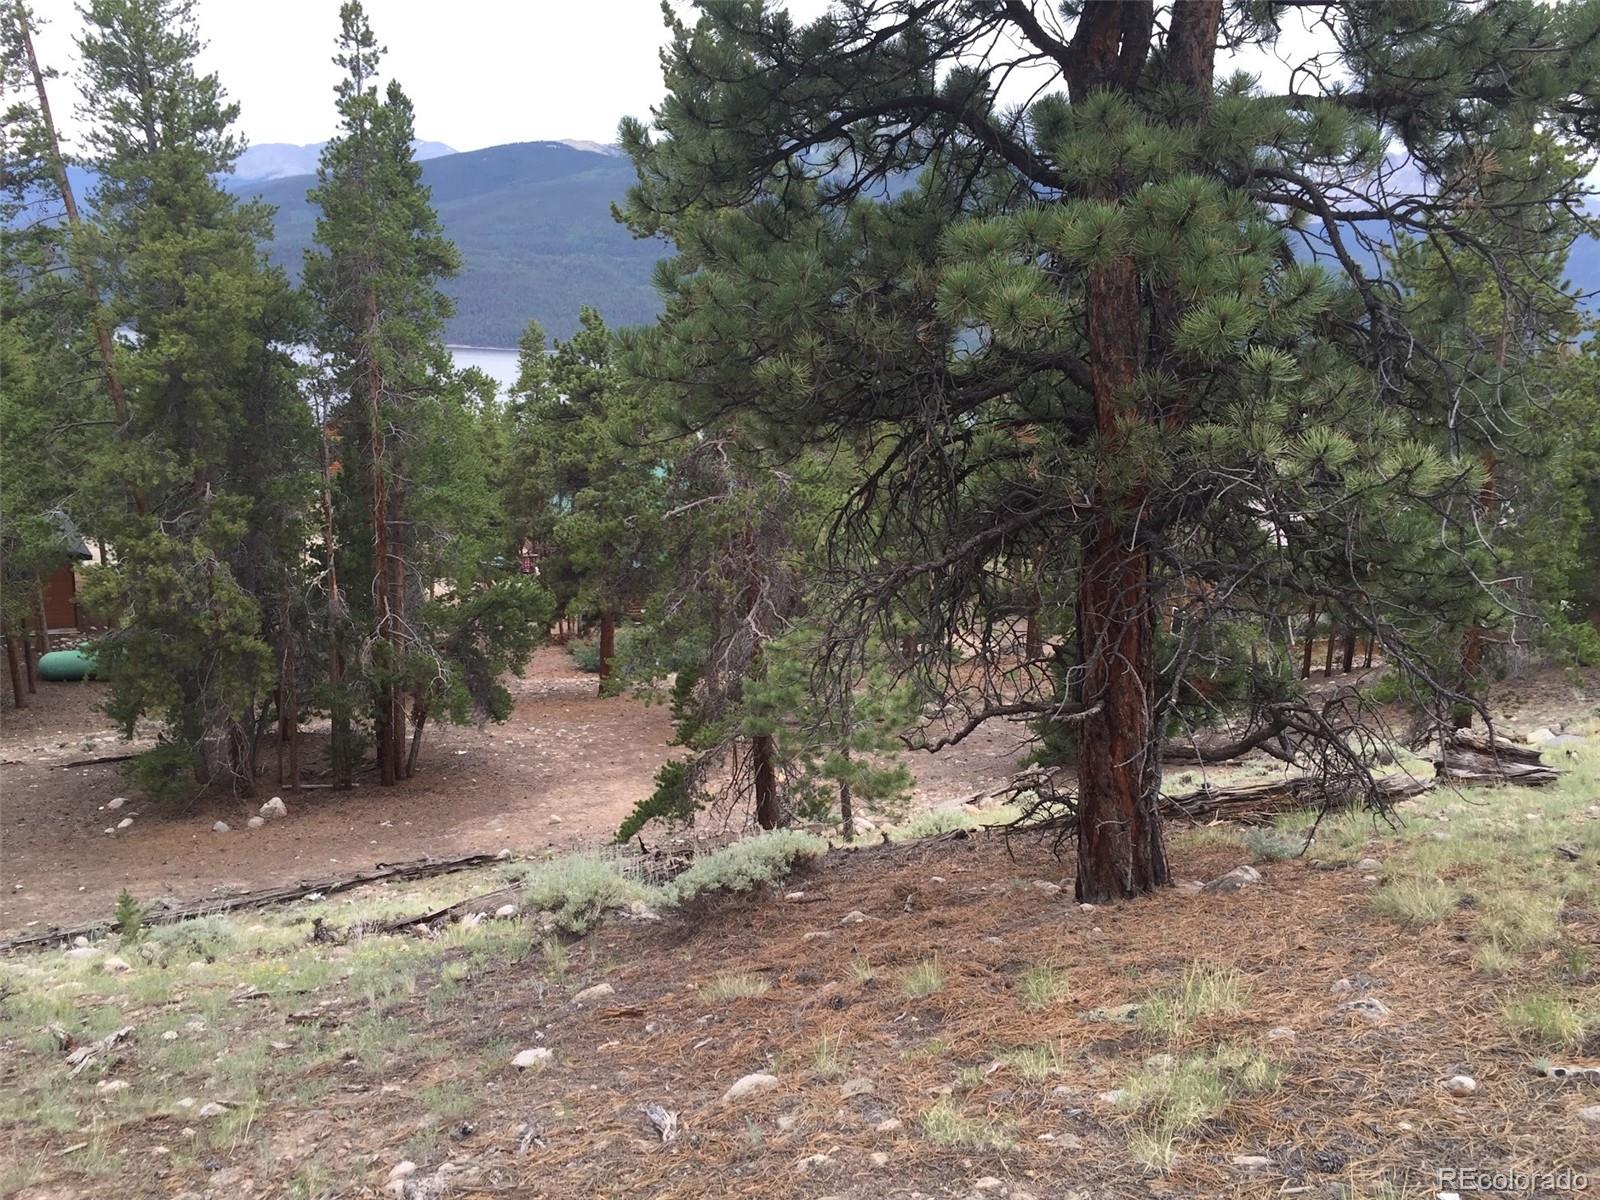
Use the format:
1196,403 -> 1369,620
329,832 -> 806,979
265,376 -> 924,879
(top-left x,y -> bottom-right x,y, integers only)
1065,0 -> 1220,901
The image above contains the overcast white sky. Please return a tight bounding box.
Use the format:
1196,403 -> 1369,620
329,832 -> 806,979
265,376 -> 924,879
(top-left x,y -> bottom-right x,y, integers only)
32,0 -> 1336,156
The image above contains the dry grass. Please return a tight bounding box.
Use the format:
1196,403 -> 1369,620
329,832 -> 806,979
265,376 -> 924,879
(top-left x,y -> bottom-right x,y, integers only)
1,734 -> 1597,1198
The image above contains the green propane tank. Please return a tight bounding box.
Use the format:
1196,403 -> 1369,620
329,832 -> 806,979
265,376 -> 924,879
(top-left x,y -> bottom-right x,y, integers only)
36,649 -> 97,682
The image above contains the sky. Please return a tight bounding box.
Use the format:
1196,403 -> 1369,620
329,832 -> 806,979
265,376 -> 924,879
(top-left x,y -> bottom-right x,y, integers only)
32,0 -> 719,154
31,0 -> 1329,157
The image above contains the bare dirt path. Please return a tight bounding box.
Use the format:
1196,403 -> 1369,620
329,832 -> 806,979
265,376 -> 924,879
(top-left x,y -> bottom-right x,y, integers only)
0,646 -> 1028,937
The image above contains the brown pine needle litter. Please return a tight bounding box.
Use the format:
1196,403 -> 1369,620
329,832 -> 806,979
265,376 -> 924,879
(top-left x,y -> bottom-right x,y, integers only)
2,810 -> 1597,1198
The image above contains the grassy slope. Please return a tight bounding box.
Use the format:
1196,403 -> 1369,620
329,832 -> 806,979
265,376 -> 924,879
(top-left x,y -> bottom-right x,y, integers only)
2,741 -> 1597,1198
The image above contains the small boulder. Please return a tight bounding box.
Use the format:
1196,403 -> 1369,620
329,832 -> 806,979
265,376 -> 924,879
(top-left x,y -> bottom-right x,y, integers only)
65,946 -> 99,962
101,956 -> 132,974
511,1048 -> 553,1069
116,817 -> 134,830
1443,1074 -> 1477,1097
197,1101 -> 228,1118
573,981 -> 614,1004
107,797 -> 127,810
247,817 -> 265,830
388,1161 -> 417,1183
1577,1104 -> 1600,1127
495,903 -> 518,918
839,910 -> 867,925
259,796 -> 287,819
1204,865 -> 1263,893
95,1079 -> 129,1096
1031,880 -> 1062,896
1354,857 -> 1382,873
839,1077 -> 875,1099
212,821 -> 231,834
1231,1154 -> 1272,1170
161,1031 -> 179,1042
722,1072 -> 780,1103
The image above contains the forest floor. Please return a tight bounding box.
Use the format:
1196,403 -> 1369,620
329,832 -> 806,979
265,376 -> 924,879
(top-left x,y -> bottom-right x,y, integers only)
1,656 -> 1598,1199
0,643 -> 1030,938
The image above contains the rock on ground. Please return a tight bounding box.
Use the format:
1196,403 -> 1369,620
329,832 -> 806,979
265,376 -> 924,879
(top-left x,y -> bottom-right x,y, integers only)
1203,865 -> 1263,893
572,981 -> 614,1004
722,1072 -> 780,1103
511,1048 -> 553,1069
259,796 -> 287,819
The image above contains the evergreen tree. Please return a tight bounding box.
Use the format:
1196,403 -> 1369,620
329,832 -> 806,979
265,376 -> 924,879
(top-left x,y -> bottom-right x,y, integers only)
619,0 -> 1600,900
72,0 -> 313,794
1,2 -> 99,706
508,307 -> 663,690
305,1 -> 548,785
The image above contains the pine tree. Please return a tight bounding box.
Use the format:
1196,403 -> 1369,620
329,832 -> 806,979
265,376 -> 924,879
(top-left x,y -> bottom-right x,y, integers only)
306,1 -> 547,784
619,1 -> 1600,900
72,0 -> 313,794
508,307 -> 663,691
1,2 -> 100,706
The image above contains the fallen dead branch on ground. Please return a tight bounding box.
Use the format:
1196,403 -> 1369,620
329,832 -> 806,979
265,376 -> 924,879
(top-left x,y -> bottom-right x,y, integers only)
0,853 -> 504,952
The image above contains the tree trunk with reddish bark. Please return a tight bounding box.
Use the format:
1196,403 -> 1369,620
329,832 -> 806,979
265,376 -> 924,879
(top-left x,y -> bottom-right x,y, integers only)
597,609 -> 617,693
1300,609 -> 1318,679
752,732 -> 779,830
1061,0 -> 1219,901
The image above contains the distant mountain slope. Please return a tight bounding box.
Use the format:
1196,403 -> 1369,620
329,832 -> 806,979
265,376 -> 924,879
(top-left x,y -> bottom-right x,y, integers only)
25,141 -> 1598,348
237,141 -> 663,345
234,139 -> 455,181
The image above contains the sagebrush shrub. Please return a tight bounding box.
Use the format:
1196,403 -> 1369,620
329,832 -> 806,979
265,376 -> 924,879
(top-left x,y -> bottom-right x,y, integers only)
668,830 -> 827,902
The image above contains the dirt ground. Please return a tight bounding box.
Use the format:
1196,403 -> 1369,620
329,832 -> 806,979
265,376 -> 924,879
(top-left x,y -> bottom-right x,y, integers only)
4,825 -> 1597,1199
0,646 -> 1028,938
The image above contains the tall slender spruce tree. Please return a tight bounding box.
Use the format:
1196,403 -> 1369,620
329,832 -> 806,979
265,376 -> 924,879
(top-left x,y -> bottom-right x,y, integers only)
620,0 -> 1600,900
306,1 -> 547,785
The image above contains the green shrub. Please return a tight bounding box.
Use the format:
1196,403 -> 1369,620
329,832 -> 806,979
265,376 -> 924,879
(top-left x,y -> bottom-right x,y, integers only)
522,852 -> 653,934
1241,827 -> 1304,861
128,742 -> 198,801
145,915 -> 238,964
892,808 -> 981,840
668,830 -> 826,902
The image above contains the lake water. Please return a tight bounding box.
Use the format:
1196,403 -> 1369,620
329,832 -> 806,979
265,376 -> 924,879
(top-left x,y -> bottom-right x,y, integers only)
449,344 -> 520,396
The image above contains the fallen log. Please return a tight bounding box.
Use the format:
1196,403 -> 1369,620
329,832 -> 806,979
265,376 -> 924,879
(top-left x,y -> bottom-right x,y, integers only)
1434,733 -> 1561,787
1160,773 -> 1432,825
0,852 -> 504,953
999,771 -> 1433,837
374,884 -> 522,935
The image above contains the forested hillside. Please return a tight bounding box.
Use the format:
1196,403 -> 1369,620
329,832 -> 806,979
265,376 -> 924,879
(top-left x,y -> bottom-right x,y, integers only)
238,141 -> 662,345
